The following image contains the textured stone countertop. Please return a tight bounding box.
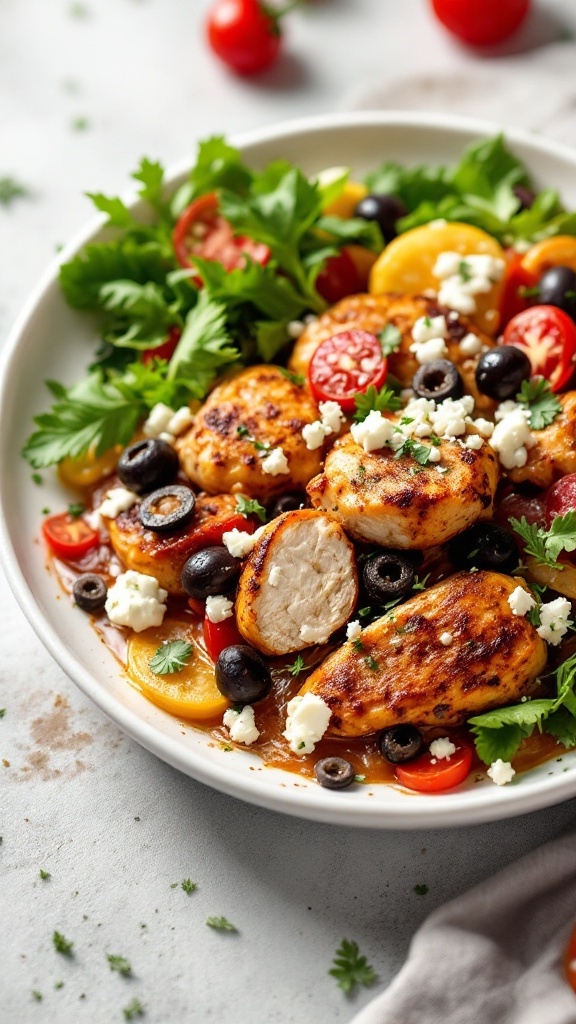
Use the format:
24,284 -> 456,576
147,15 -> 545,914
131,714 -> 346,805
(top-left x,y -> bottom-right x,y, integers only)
3,1 -> 576,1021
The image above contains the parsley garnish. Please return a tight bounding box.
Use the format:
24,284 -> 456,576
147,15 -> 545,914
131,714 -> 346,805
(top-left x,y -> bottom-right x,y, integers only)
287,654 -> 307,677
0,176 -> 30,206
55,981 -> 64,990
53,931 -> 74,956
458,259 -> 472,282
414,884 -> 429,895
67,502 -> 85,519
515,378 -> 562,430
351,637 -> 365,652
353,384 -> 402,422
31,472 -> 42,485
329,939 -> 377,994
235,495 -> 267,523
0,709 -> 5,718
107,954 -> 132,977
206,916 -> 238,932
39,869 -> 51,880
279,367 -> 305,386
394,436 -> 436,466
32,991 -> 43,1002
123,998 -> 144,1021
378,323 -> 402,356
181,878 -> 197,894
364,655 -> 379,671
236,424 -> 270,451
149,640 -> 192,675
509,512 -> 576,570
412,573 -> 430,591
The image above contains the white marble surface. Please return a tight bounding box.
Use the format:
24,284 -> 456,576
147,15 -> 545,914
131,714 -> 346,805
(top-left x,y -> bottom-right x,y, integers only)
3,1 -> 576,1021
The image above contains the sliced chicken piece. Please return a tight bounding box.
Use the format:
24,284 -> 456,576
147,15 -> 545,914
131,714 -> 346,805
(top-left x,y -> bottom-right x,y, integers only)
507,392 -> 576,489
235,509 -> 358,656
106,492 -> 239,595
307,431 -> 499,549
301,571 -> 547,736
176,366 -> 323,501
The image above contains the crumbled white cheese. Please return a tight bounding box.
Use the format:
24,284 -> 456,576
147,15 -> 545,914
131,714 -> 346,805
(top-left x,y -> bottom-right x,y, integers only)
537,597 -> 572,646
287,319 -> 305,339
490,407 -> 535,470
436,465 -> 450,474
429,736 -> 456,759
409,336 -> 449,365
105,571 -> 167,632
98,487 -> 139,519
268,564 -> 282,588
459,332 -> 483,357
302,421 -> 327,450
205,595 -> 234,623
487,759 -> 516,786
350,409 -> 397,452
427,446 -> 442,462
143,402 -> 174,437
439,632 -> 453,647
346,620 -> 362,641
473,417 -> 494,438
223,705 -> 260,746
261,447 -> 289,476
464,434 -> 484,450
433,252 -> 505,315
411,315 -> 448,344
508,586 -> 536,617
167,406 -> 194,436
283,693 -> 332,755
222,525 -> 265,559
318,400 -> 347,435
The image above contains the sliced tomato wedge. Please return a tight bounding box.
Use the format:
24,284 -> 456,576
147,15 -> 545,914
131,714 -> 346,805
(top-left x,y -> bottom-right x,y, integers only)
42,512 -> 99,560
173,192 -> 270,272
499,251 -> 538,328
315,248 -> 362,305
203,614 -> 244,662
565,923 -> 576,993
192,511 -> 254,551
394,737 -> 473,793
545,474 -> 576,528
141,326 -> 182,365
187,596 -> 206,617
502,305 -> 576,392
308,329 -> 388,412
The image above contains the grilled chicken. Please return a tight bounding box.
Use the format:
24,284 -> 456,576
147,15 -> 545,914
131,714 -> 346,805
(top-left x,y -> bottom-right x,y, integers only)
506,392 -> 576,489
306,432 -> 499,549
106,492 -> 239,595
301,572 -> 547,736
177,366 -> 323,500
235,509 -> 358,656
288,293 -> 496,415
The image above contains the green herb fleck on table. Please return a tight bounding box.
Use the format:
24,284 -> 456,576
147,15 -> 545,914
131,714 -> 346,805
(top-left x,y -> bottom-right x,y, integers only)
329,939 -> 377,994
287,654 -> 306,677
220,743 -> 233,752
509,512 -> 576,570
181,878 -> 197,894
107,954 -> 132,977
414,884 -> 429,896
53,931 -> 74,956
39,869 -> 51,880
54,981 -> 64,990
515,378 -> 562,430
0,176 -> 30,207
0,709 -> 5,718
235,495 -> 267,523
206,916 -> 238,932
149,640 -> 192,675
32,990 -> 42,1002
123,998 -> 144,1021
353,384 -> 402,422
31,473 -> 42,485
67,502 -> 85,519
71,117 -> 90,132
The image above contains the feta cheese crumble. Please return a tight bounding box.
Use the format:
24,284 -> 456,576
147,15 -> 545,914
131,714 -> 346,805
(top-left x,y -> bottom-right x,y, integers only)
105,571 -> 167,632
487,759 -> 516,786
459,332 -> 483,357
536,597 -> 572,646
283,693 -> 332,755
205,595 -> 234,623
268,564 -> 282,588
433,252 -> 505,315
302,421 -> 327,451
410,336 -> 449,365
223,705 -> 260,746
98,487 -> 139,520
429,737 -> 456,759
350,409 -> 397,452
346,620 -> 362,641
439,632 -> 453,647
222,525 -> 265,558
143,402 -> 193,441
302,400 -> 346,450
507,586 -> 536,617
287,319 -> 305,339
490,406 -> 535,470
261,447 -> 289,476
409,315 -> 449,365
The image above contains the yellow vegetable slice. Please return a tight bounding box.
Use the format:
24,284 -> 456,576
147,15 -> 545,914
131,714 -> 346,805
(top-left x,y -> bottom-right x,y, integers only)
127,615 -> 230,721
323,181 -> 368,219
369,221 -> 505,335
521,235 -> 576,276
58,446 -> 120,488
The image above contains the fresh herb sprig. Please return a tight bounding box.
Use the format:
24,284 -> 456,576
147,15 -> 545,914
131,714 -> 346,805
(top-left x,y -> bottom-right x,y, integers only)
206,916 -> 238,932
329,939 -> 377,994
149,640 -> 192,675
107,954 -> 132,977
353,384 -> 402,422
510,512 -> 576,571
515,378 -> 562,430
235,495 -> 267,523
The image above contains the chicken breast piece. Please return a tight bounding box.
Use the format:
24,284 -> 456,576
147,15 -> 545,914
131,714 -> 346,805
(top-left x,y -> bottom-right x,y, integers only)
307,432 -> 499,549
177,366 -> 323,500
507,392 -> 576,489
301,571 -> 547,736
107,492 -> 240,595
235,509 -> 358,656
288,293 -> 496,415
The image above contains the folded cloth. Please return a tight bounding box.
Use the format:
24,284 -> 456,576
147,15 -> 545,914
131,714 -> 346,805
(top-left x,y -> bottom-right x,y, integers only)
349,829 -> 576,1024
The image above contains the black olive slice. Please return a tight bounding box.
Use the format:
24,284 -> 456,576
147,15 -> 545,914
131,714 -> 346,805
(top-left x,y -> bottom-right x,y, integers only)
139,485 -> 196,533
412,359 -> 464,402
314,757 -> 356,790
73,573 -> 107,612
475,346 -> 531,401
117,438 -> 179,494
181,546 -> 241,601
378,725 -> 423,764
363,552 -> 415,604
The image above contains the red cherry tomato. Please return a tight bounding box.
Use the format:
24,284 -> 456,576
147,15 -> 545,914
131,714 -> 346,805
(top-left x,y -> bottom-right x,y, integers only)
394,737 -> 473,793
502,305 -> 576,393
42,513 -> 99,560
141,326 -> 182,366
495,490 -> 546,532
192,512 -> 255,552
308,329 -> 388,412
315,249 -> 362,305
207,0 -> 281,76
203,614 -> 244,662
188,596 -> 206,617
499,252 -> 538,328
173,192 -> 270,272
545,474 -> 576,528
431,0 -> 530,46
564,923 -> 576,994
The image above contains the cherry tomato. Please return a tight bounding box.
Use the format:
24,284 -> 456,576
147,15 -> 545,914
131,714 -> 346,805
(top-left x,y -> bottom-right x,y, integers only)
502,305 -> 576,393
564,923 -> 576,994
495,490 -> 546,532
173,192 -> 270,272
42,512 -> 100,560
394,737 -> 473,793
431,0 -> 530,46
499,251 -> 538,328
207,0 -> 281,76
315,249 -> 362,305
545,474 -> 576,529
188,596 -> 206,617
192,512 -> 254,552
203,614 -> 244,662
141,326 -> 182,366
308,329 -> 388,412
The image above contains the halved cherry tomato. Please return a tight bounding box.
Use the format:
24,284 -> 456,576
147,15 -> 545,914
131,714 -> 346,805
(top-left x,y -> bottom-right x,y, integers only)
394,736 -> 473,793
203,614 -> 244,662
565,922 -> 576,994
315,249 -> 362,305
502,305 -> 576,392
431,0 -> 530,46
308,329 -> 387,412
173,192 -> 270,271
499,251 -> 538,328
141,326 -> 182,366
545,474 -> 576,528
42,512 -> 99,559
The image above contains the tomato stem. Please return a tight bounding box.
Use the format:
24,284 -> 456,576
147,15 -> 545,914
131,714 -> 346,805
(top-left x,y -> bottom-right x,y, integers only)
261,0 -> 305,24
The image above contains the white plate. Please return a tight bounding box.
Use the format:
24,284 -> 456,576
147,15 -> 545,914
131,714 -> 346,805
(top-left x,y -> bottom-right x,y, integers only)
3,111 -> 576,829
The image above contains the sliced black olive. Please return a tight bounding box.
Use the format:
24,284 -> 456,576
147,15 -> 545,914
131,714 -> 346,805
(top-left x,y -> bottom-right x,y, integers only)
537,265 -> 576,320
475,345 -> 532,401
354,193 -> 407,243
378,725 -> 423,764
269,492 -> 306,518
363,552 -> 415,604
215,645 -> 271,704
513,184 -> 536,211
117,438 -> 179,495
412,359 -> 464,402
181,546 -> 241,600
73,573 -> 107,612
314,757 -> 356,790
139,485 -> 196,533
448,522 -> 519,574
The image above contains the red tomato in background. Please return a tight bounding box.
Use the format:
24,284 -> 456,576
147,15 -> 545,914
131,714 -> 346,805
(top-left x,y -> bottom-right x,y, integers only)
203,614 -> 244,662
315,249 -> 363,305
207,0 -> 281,75
502,306 -> 576,393
545,475 -> 576,528
173,192 -> 270,272
495,490 -> 546,532
431,0 -> 530,46
42,513 -> 99,560
308,329 -> 388,412
394,737 -> 473,793
565,923 -> 576,994
499,252 -> 538,328
141,326 -> 182,366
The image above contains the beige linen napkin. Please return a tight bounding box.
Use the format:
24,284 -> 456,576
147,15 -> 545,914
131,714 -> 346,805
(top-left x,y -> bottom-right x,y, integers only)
349,829 -> 576,1024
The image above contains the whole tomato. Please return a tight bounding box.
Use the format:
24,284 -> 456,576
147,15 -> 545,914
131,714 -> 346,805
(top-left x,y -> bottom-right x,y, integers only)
431,0 -> 530,46
207,0 -> 282,75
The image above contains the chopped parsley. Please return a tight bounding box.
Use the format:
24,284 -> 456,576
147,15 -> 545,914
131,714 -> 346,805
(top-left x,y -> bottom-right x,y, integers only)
236,424 -> 270,451
329,939 -> 377,994
414,884 -> 429,896
287,654 -> 307,677
123,999 -> 145,1021
206,916 -> 238,932
364,655 -> 379,671
279,367 -> 305,386
149,640 -> 192,675
0,176 -> 30,207
235,495 -> 267,523
458,259 -> 472,282
71,116 -> 90,132
353,384 -> 402,422
31,473 -> 42,485
351,637 -> 365,652
107,954 -> 132,977
394,436 -> 437,466
378,323 -> 402,356
54,982 -> 64,990
53,931 -> 74,956
412,573 -> 430,591
0,709 -> 5,718
39,869 -> 51,880
31,991 -> 43,1002
181,878 -> 197,894
509,512 -> 576,570
515,378 -> 562,430
67,502 -> 85,519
